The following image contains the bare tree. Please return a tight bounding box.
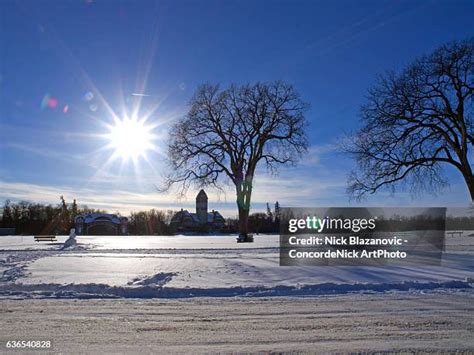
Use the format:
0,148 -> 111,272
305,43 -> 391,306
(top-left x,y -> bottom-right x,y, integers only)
346,38 -> 474,202
165,81 -> 308,241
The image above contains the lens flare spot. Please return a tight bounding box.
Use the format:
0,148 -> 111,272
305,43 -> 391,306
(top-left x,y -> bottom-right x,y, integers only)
83,91 -> 94,101
40,94 -> 59,110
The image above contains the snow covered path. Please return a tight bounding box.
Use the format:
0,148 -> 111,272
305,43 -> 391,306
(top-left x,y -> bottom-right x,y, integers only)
0,234 -> 473,298
0,293 -> 473,353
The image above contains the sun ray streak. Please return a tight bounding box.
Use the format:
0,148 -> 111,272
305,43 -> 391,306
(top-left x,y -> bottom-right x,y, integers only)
132,2 -> 163,120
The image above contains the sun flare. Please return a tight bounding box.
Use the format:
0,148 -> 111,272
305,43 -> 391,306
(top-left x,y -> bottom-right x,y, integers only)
107,117 -> 154,160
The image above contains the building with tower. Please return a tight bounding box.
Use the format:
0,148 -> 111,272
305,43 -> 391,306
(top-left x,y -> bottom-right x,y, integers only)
170,189 -> 225,233
196,189 -> 208,224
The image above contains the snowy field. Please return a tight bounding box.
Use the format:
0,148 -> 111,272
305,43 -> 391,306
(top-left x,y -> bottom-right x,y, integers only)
1,233 -> 473,353
0,233 -> 473,299
1,293 -> 473,353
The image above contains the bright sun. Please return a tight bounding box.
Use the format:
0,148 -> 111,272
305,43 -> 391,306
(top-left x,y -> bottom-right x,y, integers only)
107,117 -> 154,160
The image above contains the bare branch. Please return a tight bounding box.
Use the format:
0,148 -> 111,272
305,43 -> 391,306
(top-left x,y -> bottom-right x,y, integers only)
344,38 -> 474,201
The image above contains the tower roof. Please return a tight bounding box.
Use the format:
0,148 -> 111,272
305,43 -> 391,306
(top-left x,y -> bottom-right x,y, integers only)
196,189 -> 208,200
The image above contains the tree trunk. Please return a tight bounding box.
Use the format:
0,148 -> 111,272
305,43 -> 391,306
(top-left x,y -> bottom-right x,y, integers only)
235,175 -> 253,242
238,206 -> 250,237
463,173 -> 474,203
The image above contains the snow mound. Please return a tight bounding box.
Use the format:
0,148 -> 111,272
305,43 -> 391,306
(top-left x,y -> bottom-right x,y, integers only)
127,273 -> 176,286
0,280 -> 471,299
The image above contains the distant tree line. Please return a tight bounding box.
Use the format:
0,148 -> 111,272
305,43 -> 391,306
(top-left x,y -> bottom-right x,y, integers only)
127,210 -> 175,235
374,215 -> 447,232
445,215 -> 474,230
0,197 -> 105,235
375,214 -> 474,231
0,199 -> 282,235
127,201 -> 282,235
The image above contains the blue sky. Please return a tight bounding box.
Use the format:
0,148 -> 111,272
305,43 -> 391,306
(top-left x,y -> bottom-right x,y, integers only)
0,0 -> 473,217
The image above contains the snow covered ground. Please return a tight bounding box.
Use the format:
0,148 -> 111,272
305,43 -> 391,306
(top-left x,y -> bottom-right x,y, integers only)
1,293 -> 473,353
1,233 -> 473,352
0,233 -> 473,299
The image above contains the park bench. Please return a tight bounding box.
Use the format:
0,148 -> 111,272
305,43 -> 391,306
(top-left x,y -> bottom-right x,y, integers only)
34,235 -> 57,242
236,233 -> 254,243
446,231 -> 463,238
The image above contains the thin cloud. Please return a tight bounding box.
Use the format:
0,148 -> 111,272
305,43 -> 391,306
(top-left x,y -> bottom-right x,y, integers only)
300,143 -> 338,167
2,142 -> 86,162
